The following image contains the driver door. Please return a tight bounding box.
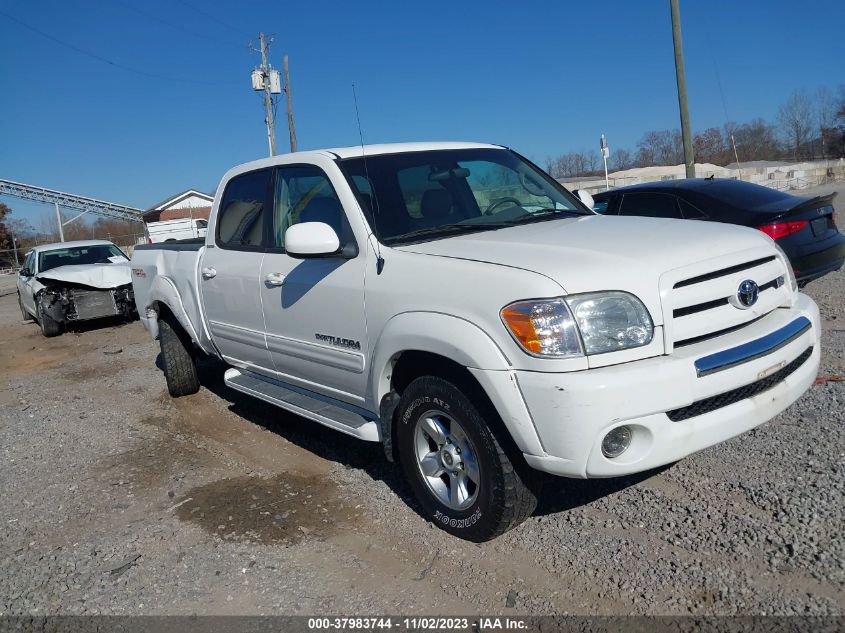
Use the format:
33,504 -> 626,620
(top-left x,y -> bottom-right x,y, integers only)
259,163 -> 368,405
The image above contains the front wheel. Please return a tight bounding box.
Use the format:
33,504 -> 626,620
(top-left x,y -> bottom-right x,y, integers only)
396,376 -> 540,541
37,300 -> 62,337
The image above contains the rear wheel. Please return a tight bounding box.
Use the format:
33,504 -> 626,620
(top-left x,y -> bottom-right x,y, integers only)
396,376 -> 540,541
159,315 -> 200,397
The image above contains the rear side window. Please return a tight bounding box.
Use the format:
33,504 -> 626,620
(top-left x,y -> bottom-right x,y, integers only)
217,170 -> 271,249
679,198 -> 707,219
619,193 -> 682,219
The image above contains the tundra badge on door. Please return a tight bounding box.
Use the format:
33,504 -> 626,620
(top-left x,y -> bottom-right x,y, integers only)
315,333 -> 361,350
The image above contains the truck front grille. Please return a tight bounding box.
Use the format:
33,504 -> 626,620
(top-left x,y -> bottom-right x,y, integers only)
666,346 -> 812,422
665,254 -> 789,348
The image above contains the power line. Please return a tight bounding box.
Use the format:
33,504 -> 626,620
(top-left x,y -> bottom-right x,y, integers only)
114,0 -> 247,51
174,0 -> 251,38
0,9 -> 240,86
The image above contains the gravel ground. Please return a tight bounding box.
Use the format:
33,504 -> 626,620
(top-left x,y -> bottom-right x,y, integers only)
1,194 -> 843,616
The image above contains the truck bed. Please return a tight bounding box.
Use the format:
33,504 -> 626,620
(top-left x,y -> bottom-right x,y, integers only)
130,239 -> 215,354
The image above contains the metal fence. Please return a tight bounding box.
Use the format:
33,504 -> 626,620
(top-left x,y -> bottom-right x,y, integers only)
0,248 -> 21,273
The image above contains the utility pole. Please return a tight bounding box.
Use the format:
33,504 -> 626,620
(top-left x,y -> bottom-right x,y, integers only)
11,232 -> 19,267
283,55 -> 297,153
259,32 -> 277,157
670,0 -> 695,178
54,202 -> 65,242
600,134 -> 610,191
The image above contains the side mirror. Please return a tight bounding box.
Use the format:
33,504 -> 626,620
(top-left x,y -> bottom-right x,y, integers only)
19,267 -> 31,277
285,222 -> 341,258
575,189 -> 595,211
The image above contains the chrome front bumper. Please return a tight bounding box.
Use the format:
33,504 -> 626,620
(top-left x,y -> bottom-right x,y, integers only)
694,316 -> 812,377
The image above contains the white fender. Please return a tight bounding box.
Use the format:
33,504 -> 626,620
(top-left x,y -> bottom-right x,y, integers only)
145,275 -> 203,348
368,311 -> 544,455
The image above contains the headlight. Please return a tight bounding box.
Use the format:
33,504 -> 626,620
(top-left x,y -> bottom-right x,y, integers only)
500,298 -> 583,357
565,291 -> 653,354
501,292 -> 654,357
772,242 -> 798,292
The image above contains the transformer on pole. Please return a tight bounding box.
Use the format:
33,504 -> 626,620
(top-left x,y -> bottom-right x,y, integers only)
251,33 -> 296,155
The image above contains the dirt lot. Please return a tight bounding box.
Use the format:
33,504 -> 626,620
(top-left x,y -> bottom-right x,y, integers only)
1,223 -> 843,616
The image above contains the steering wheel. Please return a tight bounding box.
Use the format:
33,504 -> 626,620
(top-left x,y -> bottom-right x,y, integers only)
484,197 -> 523,216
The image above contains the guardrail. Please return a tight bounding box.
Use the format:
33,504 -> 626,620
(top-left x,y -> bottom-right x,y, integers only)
0,267 -> 21,275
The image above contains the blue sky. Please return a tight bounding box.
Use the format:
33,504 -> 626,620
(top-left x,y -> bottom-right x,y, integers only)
1,0 -> 843,227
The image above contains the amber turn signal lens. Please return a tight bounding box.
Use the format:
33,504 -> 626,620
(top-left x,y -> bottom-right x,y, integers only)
501,305 -> 543,353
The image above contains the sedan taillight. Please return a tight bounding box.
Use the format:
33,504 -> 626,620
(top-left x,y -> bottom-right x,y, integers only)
758,220 -> 808,240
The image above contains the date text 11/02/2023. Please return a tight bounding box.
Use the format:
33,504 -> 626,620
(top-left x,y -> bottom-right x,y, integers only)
306,617 -> 528,630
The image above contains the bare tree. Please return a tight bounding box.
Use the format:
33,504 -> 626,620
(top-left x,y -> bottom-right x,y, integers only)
777,90 -> 814,160
817,86 -> 836,159
731,118 -> 781,162
636,130 -> 683,166
693,128 -> 727,165
610,148 -> 633,171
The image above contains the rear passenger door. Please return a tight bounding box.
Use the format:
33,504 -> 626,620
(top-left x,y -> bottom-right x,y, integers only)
200,168 -> 275,375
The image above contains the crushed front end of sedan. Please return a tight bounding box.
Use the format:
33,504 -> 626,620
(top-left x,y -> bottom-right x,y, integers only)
18,241 -> 139,337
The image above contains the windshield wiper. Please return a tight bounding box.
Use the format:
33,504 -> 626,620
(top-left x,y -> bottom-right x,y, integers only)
502,208 -> 584,225
385,222 -> 511,244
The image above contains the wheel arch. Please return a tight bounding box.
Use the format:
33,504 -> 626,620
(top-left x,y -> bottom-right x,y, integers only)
369,312 -> 544,460
144,276 -> 200,345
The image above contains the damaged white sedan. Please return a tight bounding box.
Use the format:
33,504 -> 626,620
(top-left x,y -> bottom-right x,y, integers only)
17,240 -> 137,337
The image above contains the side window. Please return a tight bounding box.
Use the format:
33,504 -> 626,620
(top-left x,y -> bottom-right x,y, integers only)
272,165 -> 348,249
24,252 -> 35,273
592,199 -> 609,214
679,198 -> 707,219
619,193 -> 682,219
216,170 -> 271,249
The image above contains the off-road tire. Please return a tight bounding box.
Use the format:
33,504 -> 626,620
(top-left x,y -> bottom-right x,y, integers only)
396,376 -> 541,541
159,316 -> 200,397
19,293 -> 34,322
37,301 -> 62,337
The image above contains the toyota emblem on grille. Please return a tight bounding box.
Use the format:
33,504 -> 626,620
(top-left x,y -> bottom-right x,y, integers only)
736,279 -> 759,309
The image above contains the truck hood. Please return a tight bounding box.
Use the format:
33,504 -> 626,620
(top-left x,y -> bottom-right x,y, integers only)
395,215 -> 774,324
35,261 -> 132,289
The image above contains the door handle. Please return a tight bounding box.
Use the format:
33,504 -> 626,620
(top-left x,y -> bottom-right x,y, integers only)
201,267 -> 217,280
264,272 -> 286,287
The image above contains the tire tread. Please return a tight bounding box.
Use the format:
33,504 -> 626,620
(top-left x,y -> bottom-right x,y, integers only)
159,316 -> 200,397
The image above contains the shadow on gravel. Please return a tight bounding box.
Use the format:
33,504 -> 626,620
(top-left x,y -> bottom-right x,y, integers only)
188,356 -> 421,509
164,355 -> 674,525
534,463 -> 674,517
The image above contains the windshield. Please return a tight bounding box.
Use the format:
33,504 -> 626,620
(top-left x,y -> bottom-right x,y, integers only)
38,244 -> 128,273
340,148 -> 590,244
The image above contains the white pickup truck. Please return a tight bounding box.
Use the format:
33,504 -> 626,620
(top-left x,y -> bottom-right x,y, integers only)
131,142 -> 820,541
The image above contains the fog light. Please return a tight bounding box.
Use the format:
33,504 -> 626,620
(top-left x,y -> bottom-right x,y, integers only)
602,426 -> 632,458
